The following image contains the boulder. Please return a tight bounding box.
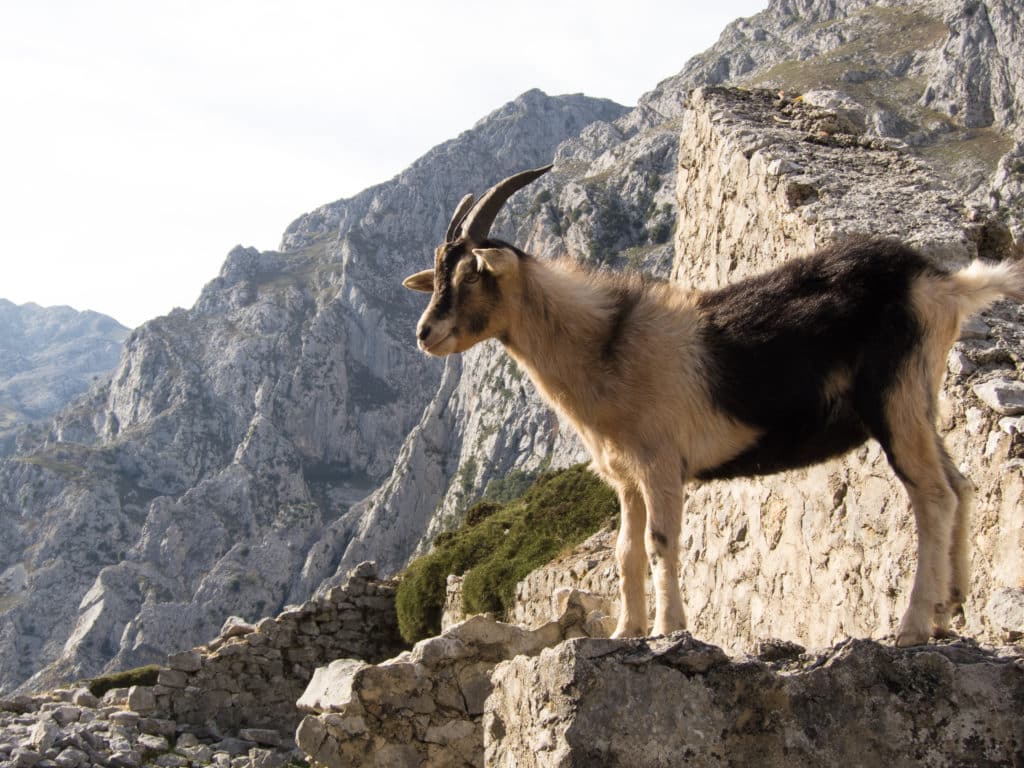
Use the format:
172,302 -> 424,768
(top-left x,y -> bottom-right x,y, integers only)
485,634 -> 1024,767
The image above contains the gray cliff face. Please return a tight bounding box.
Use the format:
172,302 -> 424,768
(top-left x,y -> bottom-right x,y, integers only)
3,0 -> 1024,696
0,301 -> 127,454
0,90 -> 627,694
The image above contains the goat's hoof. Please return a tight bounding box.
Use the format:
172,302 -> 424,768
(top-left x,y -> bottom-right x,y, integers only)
895,632 -> 929,648
930,602 -> 964,637
611,625 -> 646,639
895,616 -> 931,647
652,622 -> 686,637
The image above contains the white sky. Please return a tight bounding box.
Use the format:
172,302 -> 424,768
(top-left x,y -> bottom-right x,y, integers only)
0,1 -> 766,328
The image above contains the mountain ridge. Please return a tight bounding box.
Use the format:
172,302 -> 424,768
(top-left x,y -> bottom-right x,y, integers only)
0,299 -> 127,455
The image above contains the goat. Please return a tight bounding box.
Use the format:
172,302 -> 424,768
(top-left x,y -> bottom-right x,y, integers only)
403,164 -> 1024,647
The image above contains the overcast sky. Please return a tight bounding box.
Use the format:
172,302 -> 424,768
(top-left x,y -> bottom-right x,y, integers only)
0,1 -> 766,328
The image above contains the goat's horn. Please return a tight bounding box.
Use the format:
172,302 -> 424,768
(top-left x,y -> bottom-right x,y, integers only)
460,164 -> 553,242
445,194 -> 476,243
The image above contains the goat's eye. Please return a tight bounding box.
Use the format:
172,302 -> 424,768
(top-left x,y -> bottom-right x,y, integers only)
463,272 -> 480,284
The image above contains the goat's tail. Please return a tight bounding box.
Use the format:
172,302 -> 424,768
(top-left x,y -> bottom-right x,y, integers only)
948,258 -> 1024,319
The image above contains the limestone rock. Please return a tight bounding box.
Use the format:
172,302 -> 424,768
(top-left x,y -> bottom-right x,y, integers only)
986,587 -> 1024,641
485,635 -> 1024,767
973,377 -> 1024,415
296,659 -> 367,714
53,746 -> 89,768
219,617 -> 256,640
10,748 -> 42,768
166,651 -> 201,673
69,689 -> 97,709
296,605 -> 598,768
125,686 -> 155,715
961,315 -> 991,340
237,729 -> 281,747
136,734 -> 170,756
27,718 -> 60,753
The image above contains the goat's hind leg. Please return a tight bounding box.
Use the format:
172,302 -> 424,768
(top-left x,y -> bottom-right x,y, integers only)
938,441 -> 973,633
887,421 -> 959,647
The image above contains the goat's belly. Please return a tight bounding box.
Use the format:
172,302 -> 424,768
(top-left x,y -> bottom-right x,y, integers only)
694,416 -> 869,481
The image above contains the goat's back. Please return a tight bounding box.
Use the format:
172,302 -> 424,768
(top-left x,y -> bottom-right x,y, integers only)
694,238 -> 941,479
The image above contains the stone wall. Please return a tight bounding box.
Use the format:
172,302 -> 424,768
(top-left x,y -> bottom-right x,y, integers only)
146,563 -> 405,736
0,683 -> 303,768
674,87 -> 988,290
0,563 -> 404,767
511,87 -> 1024,655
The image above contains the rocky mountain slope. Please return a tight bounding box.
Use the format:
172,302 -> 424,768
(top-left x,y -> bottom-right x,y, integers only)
0,301 -> 127,454
3,0 -> 1024,696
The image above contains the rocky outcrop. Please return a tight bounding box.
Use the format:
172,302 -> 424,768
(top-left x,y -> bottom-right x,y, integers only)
485,634 -> 1024,767
292,593 -> 1024,768
0,300 -> 127,454
294,595 -> 602,768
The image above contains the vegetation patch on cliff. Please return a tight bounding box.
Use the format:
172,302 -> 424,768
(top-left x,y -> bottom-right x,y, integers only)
395,464 -> 618,643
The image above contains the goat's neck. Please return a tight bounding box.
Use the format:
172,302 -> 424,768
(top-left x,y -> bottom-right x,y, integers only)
501,258 -> 616,413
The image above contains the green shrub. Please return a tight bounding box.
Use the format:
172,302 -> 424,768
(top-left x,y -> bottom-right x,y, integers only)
465,501 -> 501,526
482,467 -> 539,503
395,464 -> 618,643
84,664 -> 161,697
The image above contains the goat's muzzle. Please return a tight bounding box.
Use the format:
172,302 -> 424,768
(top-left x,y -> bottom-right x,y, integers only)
416,317 -> 457,356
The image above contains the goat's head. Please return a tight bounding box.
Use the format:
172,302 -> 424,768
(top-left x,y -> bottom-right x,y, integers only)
403,164 -> 552,356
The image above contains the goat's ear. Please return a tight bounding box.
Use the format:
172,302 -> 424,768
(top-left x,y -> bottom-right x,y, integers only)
473,248 -> 517,277
403,269 -> 435,292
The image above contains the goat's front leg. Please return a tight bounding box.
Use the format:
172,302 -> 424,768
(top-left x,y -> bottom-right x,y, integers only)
639,467 -> 686,636
612,483 -> 648,638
